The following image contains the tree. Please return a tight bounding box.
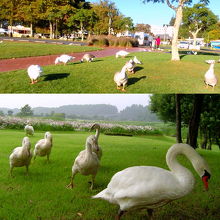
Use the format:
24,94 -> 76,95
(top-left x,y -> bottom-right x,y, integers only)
7,110 -> 13,116
205,22 -> 220,42
142,0 -> 210,61
92,0 -> 120,35
182,3 -> 218,47
134,23 -> 151,33
0,0 -> 21,37
18,104 -> 33,117
187,94 -> 204,148
68,8 -> 98,40
175,94 -> 182,143
113,16 -> 134,34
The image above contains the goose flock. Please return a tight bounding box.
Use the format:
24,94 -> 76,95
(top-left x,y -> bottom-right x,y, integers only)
26,50 -> 218,91
8,123 -> 211,219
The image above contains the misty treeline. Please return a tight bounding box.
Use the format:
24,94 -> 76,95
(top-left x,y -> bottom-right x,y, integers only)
0,104 -> 159,122
150,94 -> 220,150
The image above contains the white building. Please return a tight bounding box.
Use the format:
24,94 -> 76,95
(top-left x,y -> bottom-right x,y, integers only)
150,25 -> 174,40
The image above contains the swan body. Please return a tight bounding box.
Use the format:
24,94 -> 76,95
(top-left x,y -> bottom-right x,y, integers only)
55,54 -> 75,65
9,137 -> 32,176
93,143 -> 211,219
116,50 -> 129,58
27,65 -> 43,84
81,53 -> 95,62
204,60 -> 217,90
24,125 -> 34,136
87,123 -> 102,160
33,132 -> 53,161
114,64 -> 128,91
67,136 -> 100,189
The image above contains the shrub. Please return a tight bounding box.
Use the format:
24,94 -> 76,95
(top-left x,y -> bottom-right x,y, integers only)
88,36 -> 138,47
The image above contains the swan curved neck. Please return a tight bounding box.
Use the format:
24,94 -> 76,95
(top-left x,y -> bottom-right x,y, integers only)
166,144 -> 199,191
86,142 -> 93,154
95,128 -> 100,140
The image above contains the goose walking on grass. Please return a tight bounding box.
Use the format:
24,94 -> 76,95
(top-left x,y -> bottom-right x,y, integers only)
33,132 -> 53,162
87,123 -> 102,160
125,59 -> 135,74
133,56 -> 142,64
55,54 -> 75,65
27,65 -> 43,84
115,50 -> 129,58
92,143 -> 211,220
24,124 -> 34,136
204,60 -> 218,90
114,64 -> 128,92
9,137 -> 32,176
80,53 -> 96,62
67,136 -> 100,190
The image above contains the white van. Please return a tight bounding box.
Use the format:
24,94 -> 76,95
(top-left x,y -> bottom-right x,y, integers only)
134,32 -> 153,46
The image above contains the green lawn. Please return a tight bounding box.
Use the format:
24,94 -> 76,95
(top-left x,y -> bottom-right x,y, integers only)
0,41 -> 101,59
1,51 -> 220,93
0,129 -> 219,220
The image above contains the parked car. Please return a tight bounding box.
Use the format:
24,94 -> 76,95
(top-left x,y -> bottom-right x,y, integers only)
177,41 -> 189,49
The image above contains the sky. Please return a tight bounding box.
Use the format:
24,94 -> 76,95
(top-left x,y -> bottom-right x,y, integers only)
89,0 -> 220,26
0,94 -> 151,111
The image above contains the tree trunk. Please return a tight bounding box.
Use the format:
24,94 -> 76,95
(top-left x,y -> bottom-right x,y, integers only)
80,21 -> 84,41
30,22 -> 33,37
171,6 -> 183,61
49,21 -> 54,39
187,94 -> 204,148
175,94 -> 182,143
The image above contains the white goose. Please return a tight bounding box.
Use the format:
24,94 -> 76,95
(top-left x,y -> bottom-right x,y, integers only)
9,137 -> 32,176
87,123 -> 102,160
33,132 -> 53,162
204,60 -> 217,90
27,65 -> 43,84
125,59 -> 135,74
55,54 -> 75,65
114,64 -> 128,92
133,56 -> 142,64
67,136 -> 100,190
92,143 -> 211,219
80,53 -> 96,62
24,124 -> 34,136
116,50 -> 129,58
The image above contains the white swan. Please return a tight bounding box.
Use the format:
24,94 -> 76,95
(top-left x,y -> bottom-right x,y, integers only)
33,132 -> 53,162
67,136 -> 100,190
9,137 -> 32,176
55,54 -> 75,65
114,64 -> 128,92
92,143 -> 211,219
204,60 -> 217,90
27,65 -> 43,84
116,50 -> 129,58
87,123 -> 102,160
80,53 -> 96,62
24,124 -> 34,136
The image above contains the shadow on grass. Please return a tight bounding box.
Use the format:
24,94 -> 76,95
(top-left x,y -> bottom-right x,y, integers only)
70,59 -> 103,65
134,66 -> 144,73
128,76 -> 147,86
43,73 -> 70,81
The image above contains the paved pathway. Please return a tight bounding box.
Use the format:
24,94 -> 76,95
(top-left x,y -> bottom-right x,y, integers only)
0,47 -> 146,72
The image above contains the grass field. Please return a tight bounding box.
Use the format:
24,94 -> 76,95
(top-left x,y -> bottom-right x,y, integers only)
0,41 -> 101,59
0,129 -> 219,220
1,51 -> 220,93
